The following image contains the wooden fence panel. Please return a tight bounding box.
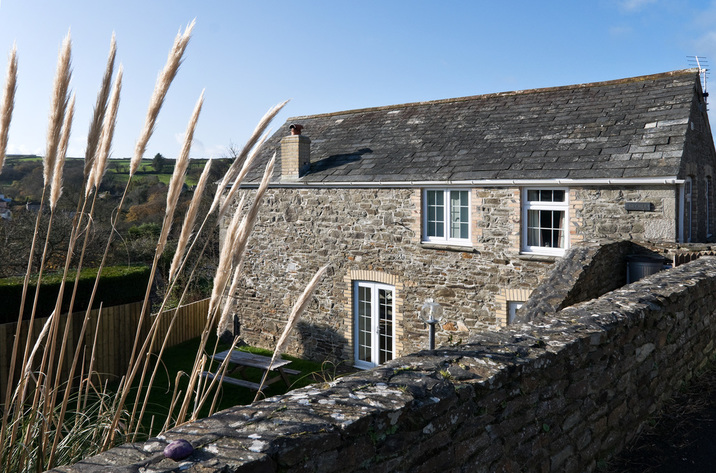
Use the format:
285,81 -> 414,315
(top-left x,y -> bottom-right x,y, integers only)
1,298 -> 210,403
0,322 -> 8,398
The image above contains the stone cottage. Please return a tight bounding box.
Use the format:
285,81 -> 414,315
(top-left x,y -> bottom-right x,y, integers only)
227,69 -> 716,368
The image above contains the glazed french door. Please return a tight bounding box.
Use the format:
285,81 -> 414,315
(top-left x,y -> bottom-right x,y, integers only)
354,281 -> 395,369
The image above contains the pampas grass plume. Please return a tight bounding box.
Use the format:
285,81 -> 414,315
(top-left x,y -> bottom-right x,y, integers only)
156,90 -> 203,256
0,44 -> 17,176
208,194 -> 245,319
213,154 -> 274,331
130,20 -> 194,176
169,158 -> 212,281
253,264 -> 329,401
210,99 -> 288,214
91,65 -> 123,193
50,93 -> 74,210
44,31 -> 72,187
274,265 -> 328,356
84,34 -> 116,180
217,131 -> 269,223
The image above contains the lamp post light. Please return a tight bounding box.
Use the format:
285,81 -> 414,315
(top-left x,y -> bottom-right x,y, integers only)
419,299 -> 443,350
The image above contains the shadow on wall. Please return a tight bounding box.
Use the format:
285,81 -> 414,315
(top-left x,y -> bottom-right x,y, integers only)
296,320 -> 347,364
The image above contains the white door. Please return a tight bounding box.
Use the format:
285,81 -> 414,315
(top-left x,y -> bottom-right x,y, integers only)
354,281 -> 395,369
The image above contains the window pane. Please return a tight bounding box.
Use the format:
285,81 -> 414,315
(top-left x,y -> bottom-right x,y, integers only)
527,209 -> 565,248
358,286 -> 372,363
553,190 -> 565,202
427,191 -> 444,238
527,189 -> 539,201
540,210 -> 554,246
378,289 -> 393,364
450,191 -> 469,239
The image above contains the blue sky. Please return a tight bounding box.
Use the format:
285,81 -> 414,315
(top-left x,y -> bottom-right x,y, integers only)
0,0 -> 715,160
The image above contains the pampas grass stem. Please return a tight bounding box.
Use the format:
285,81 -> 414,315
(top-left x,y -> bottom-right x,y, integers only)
0,44 -> 18,446
7,34 -> 73,461
126,91 -> 203,435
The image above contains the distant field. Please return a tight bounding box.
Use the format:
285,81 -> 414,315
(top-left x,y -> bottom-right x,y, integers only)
1,155 -> 215,198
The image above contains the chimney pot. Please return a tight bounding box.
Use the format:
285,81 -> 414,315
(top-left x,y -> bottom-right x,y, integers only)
289,124 -> 303,135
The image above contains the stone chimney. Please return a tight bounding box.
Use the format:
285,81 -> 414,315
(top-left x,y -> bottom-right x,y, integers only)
280,124 -> 310,179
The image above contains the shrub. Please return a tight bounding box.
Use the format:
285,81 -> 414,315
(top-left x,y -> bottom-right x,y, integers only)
0,265 -> 150,323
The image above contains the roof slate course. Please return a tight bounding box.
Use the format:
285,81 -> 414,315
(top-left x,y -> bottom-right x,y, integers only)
245,69 -> 703,184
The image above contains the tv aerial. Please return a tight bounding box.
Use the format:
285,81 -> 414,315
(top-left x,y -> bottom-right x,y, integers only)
688,56 -> 709,105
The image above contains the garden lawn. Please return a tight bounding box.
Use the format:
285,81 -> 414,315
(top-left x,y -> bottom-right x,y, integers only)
131,335 -> 331,437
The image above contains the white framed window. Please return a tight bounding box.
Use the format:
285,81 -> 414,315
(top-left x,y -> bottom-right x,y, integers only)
423,189 -> 470,244
354,281 -> 395,369
522,188 -> 569,256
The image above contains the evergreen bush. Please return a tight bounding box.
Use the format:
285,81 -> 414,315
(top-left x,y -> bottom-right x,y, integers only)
0,265 -> 150,323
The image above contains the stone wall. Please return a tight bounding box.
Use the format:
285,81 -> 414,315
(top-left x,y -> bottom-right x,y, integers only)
56,256 -> 716,473
573,187 -> 677,242
232,187 -> 553,364
229,185 -> 684,365
683,83 -> 716,242
517,240 -> 636,322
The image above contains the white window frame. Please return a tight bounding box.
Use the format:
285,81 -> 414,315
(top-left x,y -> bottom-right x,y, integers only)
422,189 -> 471,245
353,281 -> 395,370
521,187 -> 569,256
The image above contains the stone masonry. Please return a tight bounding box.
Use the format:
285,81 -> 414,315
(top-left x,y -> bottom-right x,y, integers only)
232,184 -> 687,367
55,256 -> 716,472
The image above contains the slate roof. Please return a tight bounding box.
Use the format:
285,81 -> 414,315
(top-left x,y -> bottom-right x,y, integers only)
245,69 -> 704,185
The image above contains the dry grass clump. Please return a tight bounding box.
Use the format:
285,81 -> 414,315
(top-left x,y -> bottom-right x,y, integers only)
0,20 -> 324,473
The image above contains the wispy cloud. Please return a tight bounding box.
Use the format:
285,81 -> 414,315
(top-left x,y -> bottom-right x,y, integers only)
617,0 -> 658,12
692,31 -> 716,61
609,25 -> 633,37
173,132 -> 205,157
8,143 -> 43,156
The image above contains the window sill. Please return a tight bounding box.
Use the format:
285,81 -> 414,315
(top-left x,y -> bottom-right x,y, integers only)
517,253 -> 560,262
420,242 -> 477,253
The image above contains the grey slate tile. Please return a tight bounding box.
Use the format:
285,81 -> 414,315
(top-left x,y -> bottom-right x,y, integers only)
243,69 -> 703,185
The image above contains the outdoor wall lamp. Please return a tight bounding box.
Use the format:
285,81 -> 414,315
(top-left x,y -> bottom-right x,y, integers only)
419,299 -> 443,350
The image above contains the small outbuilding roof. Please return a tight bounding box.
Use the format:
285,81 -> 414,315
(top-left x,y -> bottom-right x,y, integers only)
245,69 -> 708,185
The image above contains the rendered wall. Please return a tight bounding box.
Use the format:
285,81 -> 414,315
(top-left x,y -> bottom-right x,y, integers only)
55,256 -> 716,472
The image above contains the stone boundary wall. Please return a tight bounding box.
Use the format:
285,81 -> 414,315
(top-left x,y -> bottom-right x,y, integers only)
54,257 -> 716,473
516,240 -> 635,322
